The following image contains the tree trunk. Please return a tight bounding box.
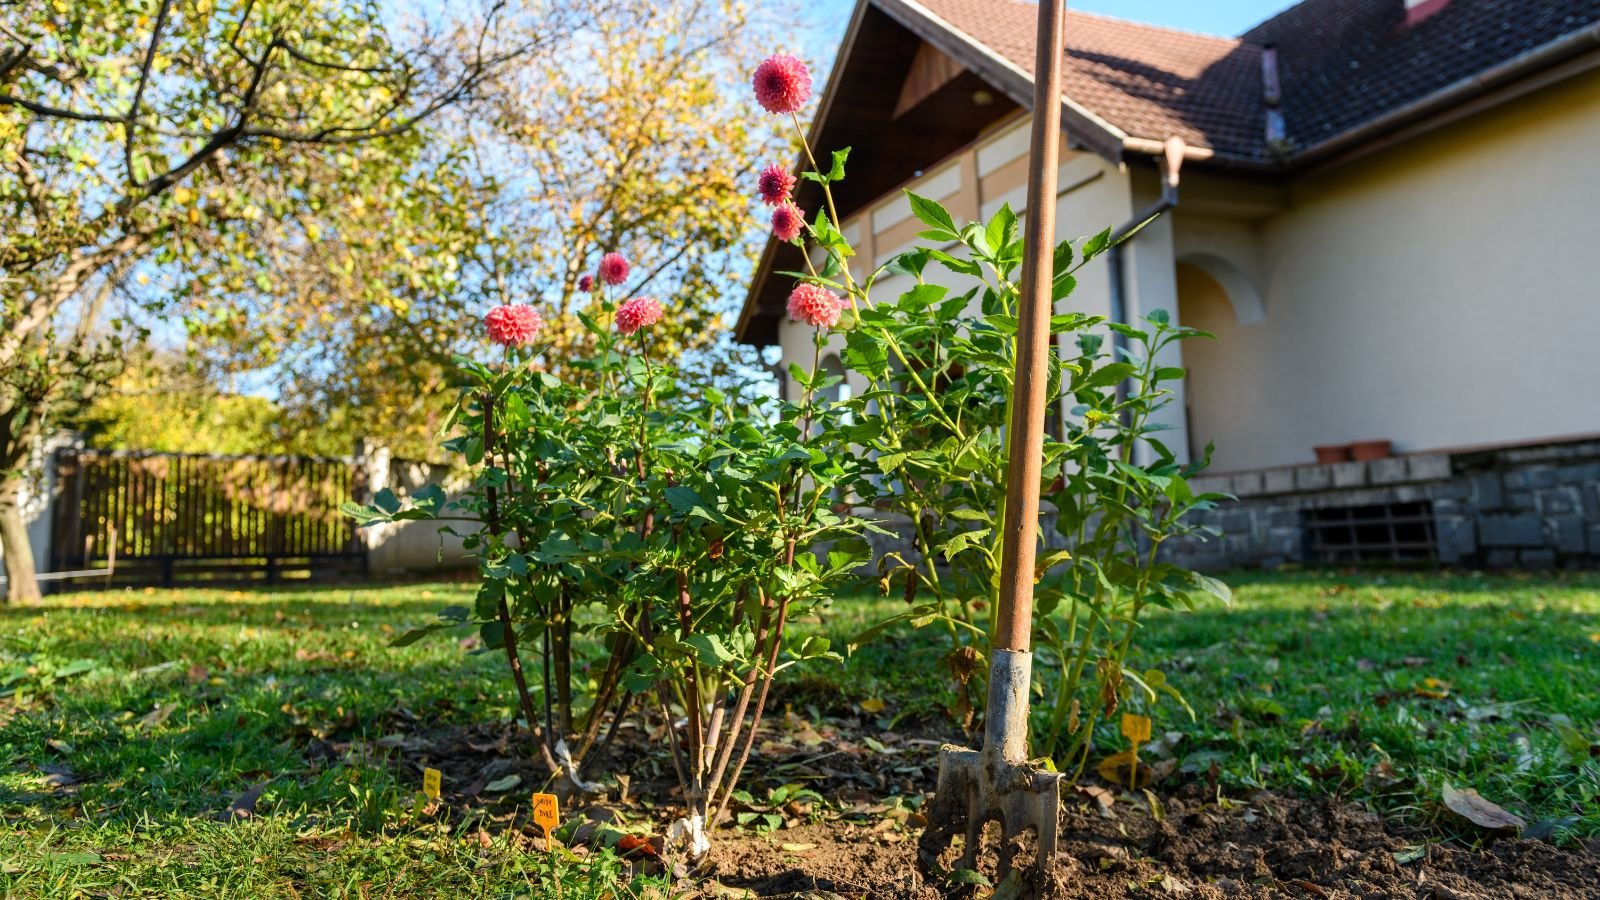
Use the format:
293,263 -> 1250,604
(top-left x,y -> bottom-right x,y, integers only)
0,481 -> 41,604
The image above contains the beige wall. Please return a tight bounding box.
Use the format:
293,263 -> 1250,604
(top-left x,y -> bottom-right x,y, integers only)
1177,71 -> 1600,472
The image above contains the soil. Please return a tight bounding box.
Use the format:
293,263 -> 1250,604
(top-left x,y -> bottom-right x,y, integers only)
705,785 -> 1600,899
370,712 -> 1600,900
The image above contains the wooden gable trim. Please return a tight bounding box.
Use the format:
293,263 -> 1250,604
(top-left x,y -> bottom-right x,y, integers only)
894,41 -> 968,118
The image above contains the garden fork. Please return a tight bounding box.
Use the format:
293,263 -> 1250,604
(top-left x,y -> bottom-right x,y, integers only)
919,0 -> 1068,893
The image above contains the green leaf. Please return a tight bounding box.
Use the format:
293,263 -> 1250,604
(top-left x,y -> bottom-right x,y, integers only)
1080,362 -> 1138,391
684,633 -> 737,667
373,488 -> 400,515
664,486 -> 723,524
984,203 -> 1017,259
1052,237 -> 1075,275
941,528 -> 991,561
897,283 -> 948,310
788,362 -> 814,389
1081,227 -> 1113,260
905,190 -> 957,237
927,249 -> 981,278
390,624 -> 447,647
1190,572 -> 1233,606
827,147 -> 849,181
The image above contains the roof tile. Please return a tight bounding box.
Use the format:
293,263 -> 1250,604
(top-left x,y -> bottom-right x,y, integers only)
912,0 -> 1600,161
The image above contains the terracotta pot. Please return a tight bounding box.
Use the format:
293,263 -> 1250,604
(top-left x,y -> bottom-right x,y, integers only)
1313,444 -> 1353,464
1349,439 -> 1393,461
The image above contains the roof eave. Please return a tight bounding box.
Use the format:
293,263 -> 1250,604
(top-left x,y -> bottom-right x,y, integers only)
736,0 -> 1138,346
875,0 -> 1131,162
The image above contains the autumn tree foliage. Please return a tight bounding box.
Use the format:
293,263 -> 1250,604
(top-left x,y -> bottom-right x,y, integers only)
178,0 -> 788,456
0,0 -> 573,602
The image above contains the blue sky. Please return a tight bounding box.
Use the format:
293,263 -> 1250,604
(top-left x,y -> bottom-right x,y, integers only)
802,0 -> 1291,57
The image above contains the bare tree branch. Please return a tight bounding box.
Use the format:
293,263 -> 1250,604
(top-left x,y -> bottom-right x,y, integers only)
124,0 -> 175,186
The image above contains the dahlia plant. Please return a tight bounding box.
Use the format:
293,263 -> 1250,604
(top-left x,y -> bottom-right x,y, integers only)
345,253 -> 873,857
747,53 -> 1231,774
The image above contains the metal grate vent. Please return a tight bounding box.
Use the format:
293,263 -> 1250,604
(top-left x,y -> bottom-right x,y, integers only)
1304,501 -> 1437,565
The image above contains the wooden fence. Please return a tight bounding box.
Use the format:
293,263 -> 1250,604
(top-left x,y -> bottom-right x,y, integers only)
50,448 -> 368,587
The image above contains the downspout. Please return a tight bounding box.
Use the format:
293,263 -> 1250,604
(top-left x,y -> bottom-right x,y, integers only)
1106,136 -> 1186,400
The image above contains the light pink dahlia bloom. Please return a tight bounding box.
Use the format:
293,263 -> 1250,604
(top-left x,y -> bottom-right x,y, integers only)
752,54 -> 812,115
787,283 -> 844,329
485,304 -> 543,347
598,252 -> 630,286
615,296 -> 664,336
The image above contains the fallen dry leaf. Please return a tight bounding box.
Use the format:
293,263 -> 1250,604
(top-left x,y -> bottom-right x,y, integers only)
40,764 -> 81,789
1095,751 -> 1150,789
1076,783 -> 1115,814
221,780 -> 271,822
1441,783 -> 1525,833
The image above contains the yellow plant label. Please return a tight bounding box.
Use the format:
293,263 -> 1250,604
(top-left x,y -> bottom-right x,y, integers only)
422,768 -> 441,800
531,792 -> 560,832
1121,713 -> 1152,744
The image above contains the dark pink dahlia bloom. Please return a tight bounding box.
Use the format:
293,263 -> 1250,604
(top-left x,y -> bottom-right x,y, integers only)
757,164 -> 797,206
752,54 -> 811,115
771,203 -> 805,242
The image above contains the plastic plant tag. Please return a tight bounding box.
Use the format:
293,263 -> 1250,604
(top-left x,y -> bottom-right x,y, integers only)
1120,713 -> 1151,744
531,792 -> 560,833
422,767 -> 441,800
1121,714 -> 1152,790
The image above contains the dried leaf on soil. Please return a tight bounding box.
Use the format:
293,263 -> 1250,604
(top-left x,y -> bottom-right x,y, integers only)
1096,750 -> 1151,789
483,774 -> 522,793
1441,783 -> 1525,833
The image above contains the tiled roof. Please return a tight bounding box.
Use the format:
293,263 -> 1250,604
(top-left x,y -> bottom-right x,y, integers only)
917,0 -> 1270,160
910,0 -> 1600,162
1243,0 -> 1600,149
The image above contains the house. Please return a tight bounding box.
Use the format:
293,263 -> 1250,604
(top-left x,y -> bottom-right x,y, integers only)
734,0 -> 1600,569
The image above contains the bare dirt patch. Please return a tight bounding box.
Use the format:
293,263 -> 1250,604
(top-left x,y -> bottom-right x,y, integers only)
382,716 -> 1600,899
704,784 -> 1599,899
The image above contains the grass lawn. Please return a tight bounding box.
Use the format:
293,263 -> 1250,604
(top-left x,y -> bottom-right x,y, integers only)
2,570 -> 1597,897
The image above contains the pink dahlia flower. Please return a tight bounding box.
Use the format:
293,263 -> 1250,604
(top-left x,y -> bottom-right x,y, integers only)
771,203 -> 805,242
577,273 -> 595,293
787,283 -> 844,329
752,54 -> 812,115
757,164 -> 796,206
615,296 -> 664,336
598,252 -> 630,286
485,304 -> 543,347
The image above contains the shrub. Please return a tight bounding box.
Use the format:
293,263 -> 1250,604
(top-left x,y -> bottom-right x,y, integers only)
346,272 -> 873,857
759,82 -> 1231,774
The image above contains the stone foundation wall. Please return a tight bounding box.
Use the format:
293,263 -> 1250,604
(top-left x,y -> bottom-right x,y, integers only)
1163,436 -> 1600,570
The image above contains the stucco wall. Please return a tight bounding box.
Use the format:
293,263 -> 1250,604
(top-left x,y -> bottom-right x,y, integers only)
1176,71 -> 1600,473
